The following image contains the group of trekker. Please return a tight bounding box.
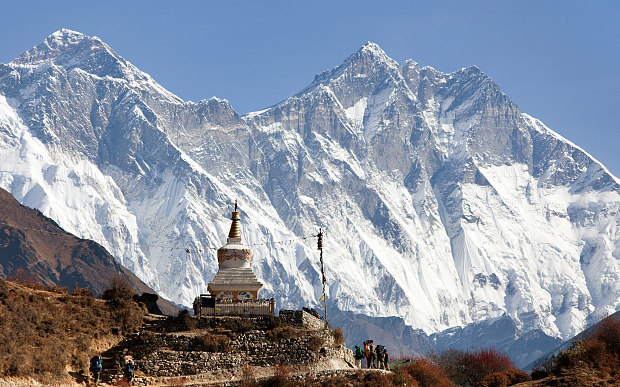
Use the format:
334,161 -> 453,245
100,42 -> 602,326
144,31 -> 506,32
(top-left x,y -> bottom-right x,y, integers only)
88,352 -> 135,385
354,340 -> 389,370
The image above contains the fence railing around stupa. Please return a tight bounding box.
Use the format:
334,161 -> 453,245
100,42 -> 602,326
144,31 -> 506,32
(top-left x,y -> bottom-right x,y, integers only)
194,295 -> 276,317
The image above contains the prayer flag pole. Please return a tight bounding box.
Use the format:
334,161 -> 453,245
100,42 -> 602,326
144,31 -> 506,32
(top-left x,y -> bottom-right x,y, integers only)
318,228 -> 327,328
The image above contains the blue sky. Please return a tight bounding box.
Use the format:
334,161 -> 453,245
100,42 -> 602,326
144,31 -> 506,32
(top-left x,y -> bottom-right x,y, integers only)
1,1 -> 619,176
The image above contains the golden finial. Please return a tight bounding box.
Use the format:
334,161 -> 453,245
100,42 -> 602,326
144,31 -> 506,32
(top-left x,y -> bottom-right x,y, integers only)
228,200 -> 241,239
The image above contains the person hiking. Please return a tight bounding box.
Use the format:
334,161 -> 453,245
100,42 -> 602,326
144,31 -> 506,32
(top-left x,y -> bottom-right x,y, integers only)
89,355 -> 103,384
383,349 -> 389,370
123,355 -> 135,386
363,340 -> 371,368
375,345 -> 384,370
354,345 -> 364,368
368,341 -> 376,369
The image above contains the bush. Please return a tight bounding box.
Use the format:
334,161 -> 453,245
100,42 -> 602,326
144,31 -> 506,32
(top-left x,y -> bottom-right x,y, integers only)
307,334 -> 324,352
44,285 -> 69,294
224,317 -> 255,332
476,369 -> 530,387
102,276 -> 135,303
177,309 -> 197,330
401,357 -> 452,387
547,317 -> 620,374
267,326 -> 302,341
591,317 -> 620,357
553,340 -> 586,371
331,328 -> 345,346
196,332 -> 231,352
433,348 -> 514,386
390,367 -> 419,387
583,339 -> 608,366
356,369 -> 398,386
72,285 -> 94,298
530,356 -> 553,380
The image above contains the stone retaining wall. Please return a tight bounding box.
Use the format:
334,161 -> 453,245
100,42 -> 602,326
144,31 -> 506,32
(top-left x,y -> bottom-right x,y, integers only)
135,328 -> 354,377
279,310 -> 324,330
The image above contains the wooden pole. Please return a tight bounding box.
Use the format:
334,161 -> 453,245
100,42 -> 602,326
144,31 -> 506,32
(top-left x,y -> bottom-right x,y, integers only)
318,228 -> 327,328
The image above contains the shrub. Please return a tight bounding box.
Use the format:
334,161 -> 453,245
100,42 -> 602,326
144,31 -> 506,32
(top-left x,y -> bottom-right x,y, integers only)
583,339 -> 608,366
224,317 -> 255,332
401,357 -> 452,387
530,356 -> 553,380
553,340 -> 586,371
72,285 -> 94,298
356,369 -> 397,386
434,348 -> 514,386
44,285 -> 69,294
391,367 -> 419,387
196,332 -> 231,352
107,298 -> 145,334
591,317 -> 620,357
267,326 -> 301,341
177,309 -> 197,330
331,328 -> 345,346
0,279 -> 8,299
307,334 -> 324,352
102,275 -> 135,303
476,369 -> 530,387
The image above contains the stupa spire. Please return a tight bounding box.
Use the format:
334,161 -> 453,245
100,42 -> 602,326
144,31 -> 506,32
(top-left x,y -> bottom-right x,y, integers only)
228,200 -> 241,240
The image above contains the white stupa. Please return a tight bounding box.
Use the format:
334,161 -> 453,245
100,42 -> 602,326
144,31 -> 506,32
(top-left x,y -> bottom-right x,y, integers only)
207,202 -> 263,300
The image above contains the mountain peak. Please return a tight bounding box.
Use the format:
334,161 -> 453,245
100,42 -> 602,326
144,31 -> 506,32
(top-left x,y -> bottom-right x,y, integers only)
47,28 -> 87,41
353,41 -> 395,66
300,41 -> 399,96
359,41 -> 384,54
41,28 -> 103,53
13,29 -> 108,67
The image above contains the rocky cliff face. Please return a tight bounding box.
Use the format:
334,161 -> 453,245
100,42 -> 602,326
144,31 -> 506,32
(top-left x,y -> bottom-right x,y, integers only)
0,30 -> 618,358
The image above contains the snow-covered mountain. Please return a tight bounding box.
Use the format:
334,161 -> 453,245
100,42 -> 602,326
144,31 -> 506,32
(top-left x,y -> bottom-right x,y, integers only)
1,30 -> 618,357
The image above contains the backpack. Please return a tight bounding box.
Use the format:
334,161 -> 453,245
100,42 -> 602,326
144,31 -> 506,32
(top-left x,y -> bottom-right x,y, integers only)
90,356 -> 102,372
126,360 -> 134,373
376,345 -> 385,355
355,347 -> 364,359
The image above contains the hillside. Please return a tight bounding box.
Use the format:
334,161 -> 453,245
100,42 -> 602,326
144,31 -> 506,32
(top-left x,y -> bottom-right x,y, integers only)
0,187 -> 177,314
0,278 -> 145,384
0,278 -> 360,386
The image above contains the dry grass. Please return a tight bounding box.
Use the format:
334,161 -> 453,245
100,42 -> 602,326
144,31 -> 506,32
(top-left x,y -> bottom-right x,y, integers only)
0,278 -> 145,381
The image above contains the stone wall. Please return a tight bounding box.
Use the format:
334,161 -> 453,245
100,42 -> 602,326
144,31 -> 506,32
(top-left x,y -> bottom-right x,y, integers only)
279,310 -> 324,330
134,324 -> 354,377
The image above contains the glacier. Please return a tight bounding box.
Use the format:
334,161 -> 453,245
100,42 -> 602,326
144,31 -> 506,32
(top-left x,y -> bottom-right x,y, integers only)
0,30 -> 618,359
